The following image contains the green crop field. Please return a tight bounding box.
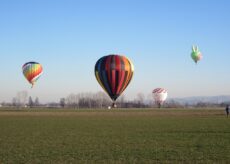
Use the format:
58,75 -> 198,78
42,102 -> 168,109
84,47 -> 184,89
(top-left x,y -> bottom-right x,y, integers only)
0,108 -> 229,163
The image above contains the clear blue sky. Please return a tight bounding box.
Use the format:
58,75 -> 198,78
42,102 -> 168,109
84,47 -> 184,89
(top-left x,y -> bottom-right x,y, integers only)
0,0 -> 230,102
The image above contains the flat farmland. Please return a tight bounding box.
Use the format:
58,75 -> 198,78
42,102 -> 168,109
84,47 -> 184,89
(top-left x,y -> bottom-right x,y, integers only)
0,108 -> 229,163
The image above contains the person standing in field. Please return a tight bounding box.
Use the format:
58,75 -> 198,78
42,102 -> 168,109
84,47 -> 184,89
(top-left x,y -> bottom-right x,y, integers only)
226,105 -> 229,117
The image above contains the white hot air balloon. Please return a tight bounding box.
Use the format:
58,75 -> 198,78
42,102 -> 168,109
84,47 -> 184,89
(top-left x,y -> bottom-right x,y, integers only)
152,88 -> 168,108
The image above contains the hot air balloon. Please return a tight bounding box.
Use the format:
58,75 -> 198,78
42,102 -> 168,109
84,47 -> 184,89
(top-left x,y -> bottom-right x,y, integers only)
152,88 -> 167,108
22,62 -> 43,88
191,45 -> 202,64
95,54 -> 134,108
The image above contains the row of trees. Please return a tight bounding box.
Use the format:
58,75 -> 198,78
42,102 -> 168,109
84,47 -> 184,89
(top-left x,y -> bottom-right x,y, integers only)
59,92 -> 229,108
9,91 -> 40,108
1,91 -> 162,108
0,91 -> 229,109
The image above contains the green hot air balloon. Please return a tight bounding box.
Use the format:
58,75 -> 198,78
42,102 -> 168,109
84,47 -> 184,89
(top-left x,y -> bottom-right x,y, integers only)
191,45 -> 202,64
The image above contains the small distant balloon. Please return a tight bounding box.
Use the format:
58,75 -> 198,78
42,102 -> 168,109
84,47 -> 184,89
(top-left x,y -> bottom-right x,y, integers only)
95,54 -> 134,108
22,62 -> 43,88
152,88 -> 168,108
191,45 -> 202,64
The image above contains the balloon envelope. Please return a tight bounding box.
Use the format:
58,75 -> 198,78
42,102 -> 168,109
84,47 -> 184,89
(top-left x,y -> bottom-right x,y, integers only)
191,45 -> 202,63
95,54 -> 134,102
152,88 -> 168,107
22,62 -> 43,87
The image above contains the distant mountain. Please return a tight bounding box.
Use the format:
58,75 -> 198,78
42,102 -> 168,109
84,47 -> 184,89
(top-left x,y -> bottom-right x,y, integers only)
169,95 -> 230,105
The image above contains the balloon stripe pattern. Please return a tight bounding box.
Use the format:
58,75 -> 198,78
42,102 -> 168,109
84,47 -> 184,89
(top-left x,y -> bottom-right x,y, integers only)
22,62 -> 43,87
152,88 -> 168,107
95,55 -> 134,101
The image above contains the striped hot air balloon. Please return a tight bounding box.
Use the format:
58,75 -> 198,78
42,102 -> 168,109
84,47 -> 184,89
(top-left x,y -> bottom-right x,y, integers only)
152,88 -> 168,108
22,62 -> 43,88
95,54 -> 134,108
191,45 -> 202,64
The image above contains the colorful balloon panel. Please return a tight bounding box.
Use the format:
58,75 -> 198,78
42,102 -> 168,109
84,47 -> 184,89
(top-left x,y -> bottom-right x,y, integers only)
152,88 -> 168,107
95,54 -> 134,101
22,62 -> 43,87
191,45 -> 202,63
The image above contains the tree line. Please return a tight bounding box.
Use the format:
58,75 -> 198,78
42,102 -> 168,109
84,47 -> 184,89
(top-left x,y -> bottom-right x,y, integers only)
0,91 -> 229,109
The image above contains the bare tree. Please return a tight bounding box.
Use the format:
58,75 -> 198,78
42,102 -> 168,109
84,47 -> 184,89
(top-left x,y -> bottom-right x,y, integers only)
28,96 -> 34,108
66,94 -> 79,108
60,98 -> 66,108
146,93 -> 155,108
94,92 -> 108,108
34,97 -> 40,107
65,92 -> 112,109
117,95 -> 126,108
12,97 -> 18,107
16,91 -> 28,107
136,93 -> 145,108
94,92 -> 111,108
78,93 -> 92,108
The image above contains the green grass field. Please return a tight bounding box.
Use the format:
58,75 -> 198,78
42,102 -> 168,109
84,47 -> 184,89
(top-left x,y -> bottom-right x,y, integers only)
0,108 -> 229,163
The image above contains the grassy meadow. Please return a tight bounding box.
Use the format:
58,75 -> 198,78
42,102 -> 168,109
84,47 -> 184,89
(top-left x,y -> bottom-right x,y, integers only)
0,108 -> 229,163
